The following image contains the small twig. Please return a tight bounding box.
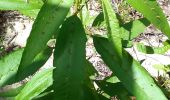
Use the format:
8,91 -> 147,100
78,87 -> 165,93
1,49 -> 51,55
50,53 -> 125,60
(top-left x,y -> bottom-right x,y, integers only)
7,32 -> 17,45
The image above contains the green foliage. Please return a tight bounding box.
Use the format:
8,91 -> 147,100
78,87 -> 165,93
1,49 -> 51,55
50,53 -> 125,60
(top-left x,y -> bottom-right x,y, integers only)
0,46 -> 52,87
0,49 -> 23,87
0,0 -> 42,10
92,12 -> 150,47
16,68 -> 53,100
101,0 -> 122,61
96,81 -> 131,100
127,0 -> 170,38
16,0 -> 74,81
93,36 -> 167,100
136,43 -> 170,54
53,15 -> 97,100
0,0 -> 170,99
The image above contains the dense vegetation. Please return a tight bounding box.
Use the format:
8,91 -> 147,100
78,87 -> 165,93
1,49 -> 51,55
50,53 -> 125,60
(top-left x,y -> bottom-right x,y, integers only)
0,0 -> 170,99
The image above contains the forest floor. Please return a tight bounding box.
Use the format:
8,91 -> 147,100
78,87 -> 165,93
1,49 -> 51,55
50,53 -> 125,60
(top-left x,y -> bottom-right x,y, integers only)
0,0 -> 170,99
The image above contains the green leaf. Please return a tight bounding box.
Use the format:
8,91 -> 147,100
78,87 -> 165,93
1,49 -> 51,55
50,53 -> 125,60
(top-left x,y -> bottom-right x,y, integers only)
92,12 -> 123,27
120,18 -> 150,41
136,43 -> 154,54
53,15 -> 97,100
121,18 -> 150,47
16,0 -> 74,81
92,12 -> 105,27
127,0 -> 170,38
105,76 -> 120,83
15,68 -> 53,100
18,0 -> 43,18
93,36 -> 167,100
101,0 -> 122,61
0,49 -> 24,87
19,9 -> 40,18
17,46 -> 52,83
0,46 -> 52,87
92,12 -> 150,47
0,0 -> 42,10
136,43 -> 170,54
96,81 -> 131,100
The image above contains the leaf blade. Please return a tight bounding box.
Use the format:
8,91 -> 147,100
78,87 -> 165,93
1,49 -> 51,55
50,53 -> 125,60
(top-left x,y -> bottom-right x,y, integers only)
0,0 -> 42,10
15,68 -> 53,100
16,0 -> 74,81
53,15 -> 97,100
93,36 -> 167,100
127,0 -> 170,38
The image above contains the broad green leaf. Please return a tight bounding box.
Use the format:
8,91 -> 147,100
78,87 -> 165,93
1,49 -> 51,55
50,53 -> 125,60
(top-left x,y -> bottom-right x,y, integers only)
120,18 -> 150,41
18,46 -> 52,80
0,0 -> 42,10
121,18 -> 150,47
101,0 -> 122,61
16,0 -> 74,81
93,36 -> 167,100
53,15 -> 97,100
136,43 -> 170,54
92,12 -> 150,46
127,0 -> 170,38
15,68 -> 53,100
0,46 -> 52,87
96,81 -> 131,100
0,49 -> 24,87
